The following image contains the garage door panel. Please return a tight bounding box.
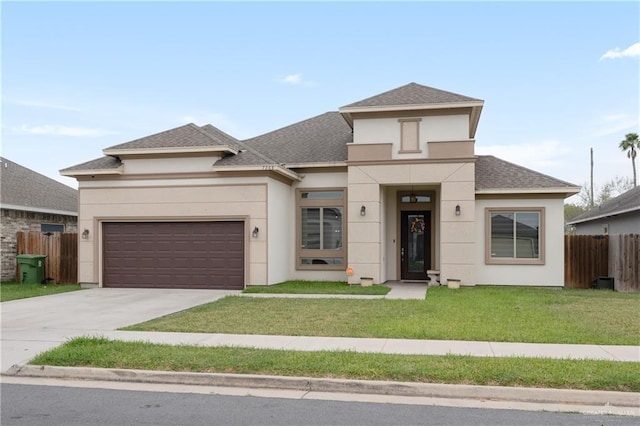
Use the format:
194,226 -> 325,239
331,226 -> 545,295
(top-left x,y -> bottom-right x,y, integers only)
103,222 -> 245,289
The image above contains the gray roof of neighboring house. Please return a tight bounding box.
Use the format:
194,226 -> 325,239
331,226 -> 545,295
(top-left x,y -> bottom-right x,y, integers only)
217,112 -> 351,166
1,157 -> 77,214
568,186 -> 640,225
341,82 -> 482,109
474,155 -> 578,191
106,123 -> 240,151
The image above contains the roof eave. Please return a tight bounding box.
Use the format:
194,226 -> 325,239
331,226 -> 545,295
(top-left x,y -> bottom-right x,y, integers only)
340,101 -> 484,138
567,206 -> 640,225
103,146 -> 239,157
339,100 -> 484,114
212,165 -> 303,182
1,203 -> 78,217
285,161 -> 347,169
60,165 -> 124,177
476,187 -> 581,197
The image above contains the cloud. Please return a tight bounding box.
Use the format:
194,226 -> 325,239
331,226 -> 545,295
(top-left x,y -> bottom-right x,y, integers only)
590,113 -> 638,138
5,97 -> 83,112
280,74 -> 303,85
599,42 -> 640,60
278,73 -> 316,86
10,125 -> 114,137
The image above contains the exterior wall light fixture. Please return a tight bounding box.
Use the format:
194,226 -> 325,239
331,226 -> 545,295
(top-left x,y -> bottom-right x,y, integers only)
82,229 -> 90,239
252,227 -> 259,238
360,205 -> 366,216
455,205 -> 461,216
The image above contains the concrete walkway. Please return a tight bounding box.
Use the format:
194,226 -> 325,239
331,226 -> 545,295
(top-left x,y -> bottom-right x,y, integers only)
240,281 -> 428,300
96,330 -> 640,362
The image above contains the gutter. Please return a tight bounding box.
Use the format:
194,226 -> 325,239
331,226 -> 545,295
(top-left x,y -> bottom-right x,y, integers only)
1,203 -> 77,217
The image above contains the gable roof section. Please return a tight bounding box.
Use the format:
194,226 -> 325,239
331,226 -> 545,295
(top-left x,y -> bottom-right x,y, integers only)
103,123 -> 239,155
475,156 -> 579,194
567,186 -> 640,225
216,112 -> 351,167
339,82 -> 484,138
341,82 -> 482,109
1,157 -> 77,215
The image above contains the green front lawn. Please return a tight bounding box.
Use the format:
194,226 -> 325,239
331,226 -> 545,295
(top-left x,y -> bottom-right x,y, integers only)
124,286 -> 640,345
31,337 -> 640,392
243,280 -> 389,295
0,282 -> 82,302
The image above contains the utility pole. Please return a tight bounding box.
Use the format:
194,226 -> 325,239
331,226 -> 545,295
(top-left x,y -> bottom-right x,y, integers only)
590,147 -> 594,208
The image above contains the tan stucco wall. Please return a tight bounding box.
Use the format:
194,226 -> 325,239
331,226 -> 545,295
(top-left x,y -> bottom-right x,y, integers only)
352,115 -> 470,160
77,177 -> 268,287
475,197 -> 565,286
347,161 -> 476,285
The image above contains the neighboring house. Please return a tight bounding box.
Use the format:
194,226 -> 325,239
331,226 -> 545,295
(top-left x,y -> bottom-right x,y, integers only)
1,157 -> 78,281
567,186 -> 640,235
61,83 -> 579,290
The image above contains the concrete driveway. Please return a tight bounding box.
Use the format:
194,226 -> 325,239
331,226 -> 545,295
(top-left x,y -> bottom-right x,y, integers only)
1,288 -> 238,372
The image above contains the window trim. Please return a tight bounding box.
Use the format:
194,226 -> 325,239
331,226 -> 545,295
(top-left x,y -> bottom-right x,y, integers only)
296,188 -> 347,270
398,118 -> 422,154
485,207 -> 545,265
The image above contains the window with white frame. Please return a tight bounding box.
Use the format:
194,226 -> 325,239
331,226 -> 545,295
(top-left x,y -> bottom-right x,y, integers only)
297,189 -> 345,270
486,208 -> 544,264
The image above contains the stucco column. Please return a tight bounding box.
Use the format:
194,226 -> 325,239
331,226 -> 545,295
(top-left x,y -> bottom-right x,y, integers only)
347,167 -> 381,284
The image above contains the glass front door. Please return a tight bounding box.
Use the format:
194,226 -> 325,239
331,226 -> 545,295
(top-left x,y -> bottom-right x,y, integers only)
400,211 -> 430,280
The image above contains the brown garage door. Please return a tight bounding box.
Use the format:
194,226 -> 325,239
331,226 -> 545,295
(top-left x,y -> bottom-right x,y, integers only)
103,222 -> 244,289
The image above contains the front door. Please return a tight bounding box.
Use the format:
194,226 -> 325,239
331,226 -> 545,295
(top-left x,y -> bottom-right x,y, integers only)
400,211 -> 431,280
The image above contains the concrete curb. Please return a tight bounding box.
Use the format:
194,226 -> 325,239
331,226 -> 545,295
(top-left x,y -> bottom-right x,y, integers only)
5,364 -> 639,408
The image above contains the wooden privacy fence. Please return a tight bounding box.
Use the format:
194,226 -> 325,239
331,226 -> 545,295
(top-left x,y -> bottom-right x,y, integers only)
565,234 -> 640,292
564,235 -> 609,289
16,231 -> 77,284
609,234 -> 640,292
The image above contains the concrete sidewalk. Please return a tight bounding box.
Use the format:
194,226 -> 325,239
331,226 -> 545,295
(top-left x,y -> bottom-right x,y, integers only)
97,330 -> 640,362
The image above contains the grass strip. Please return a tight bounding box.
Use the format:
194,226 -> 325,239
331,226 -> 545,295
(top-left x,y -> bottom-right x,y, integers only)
1,282 -> 82,302
124,287 -> 640,345
31,337 -> 640,392
243,281 -> 390,295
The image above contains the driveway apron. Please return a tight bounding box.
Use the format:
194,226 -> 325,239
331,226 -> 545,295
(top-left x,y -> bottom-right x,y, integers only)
0,288 -> 237,372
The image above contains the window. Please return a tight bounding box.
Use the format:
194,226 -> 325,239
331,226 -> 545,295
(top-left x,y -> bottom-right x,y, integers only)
486,208 -> 544,265
41,223 -> 64,233
297,189 -> 345,270
399,118 -> 421,153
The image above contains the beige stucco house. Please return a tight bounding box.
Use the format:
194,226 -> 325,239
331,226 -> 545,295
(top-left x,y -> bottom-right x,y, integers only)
61,83 -> 579,289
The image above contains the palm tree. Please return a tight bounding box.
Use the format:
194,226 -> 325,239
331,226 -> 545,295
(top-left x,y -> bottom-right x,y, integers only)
619,133 -> 640,187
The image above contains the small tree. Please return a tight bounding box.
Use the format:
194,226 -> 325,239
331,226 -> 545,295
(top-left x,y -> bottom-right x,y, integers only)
619,133 -> 640,187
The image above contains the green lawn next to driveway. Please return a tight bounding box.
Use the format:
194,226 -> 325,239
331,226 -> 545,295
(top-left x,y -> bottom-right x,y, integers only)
243,280 -> 390,295
124,286 -> 640,345
0,282 -> 82,302
31,337 -> 640,392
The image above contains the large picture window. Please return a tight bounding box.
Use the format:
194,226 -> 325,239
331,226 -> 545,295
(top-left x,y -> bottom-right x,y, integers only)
297,189 -> 345,270
486,208 -> 544,265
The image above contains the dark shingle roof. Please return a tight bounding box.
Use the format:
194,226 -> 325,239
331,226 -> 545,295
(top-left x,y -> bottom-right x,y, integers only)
60,156 -> 122,173
341,82 -> 482,109
1,157 -> 77,214
106,123 -> 240,151
217,112 -> 351,166
475,156 -> 578,191
568,186 -> 640,224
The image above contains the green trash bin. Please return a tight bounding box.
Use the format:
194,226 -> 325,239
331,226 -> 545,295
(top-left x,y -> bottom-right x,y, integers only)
17,255 -> 47,284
